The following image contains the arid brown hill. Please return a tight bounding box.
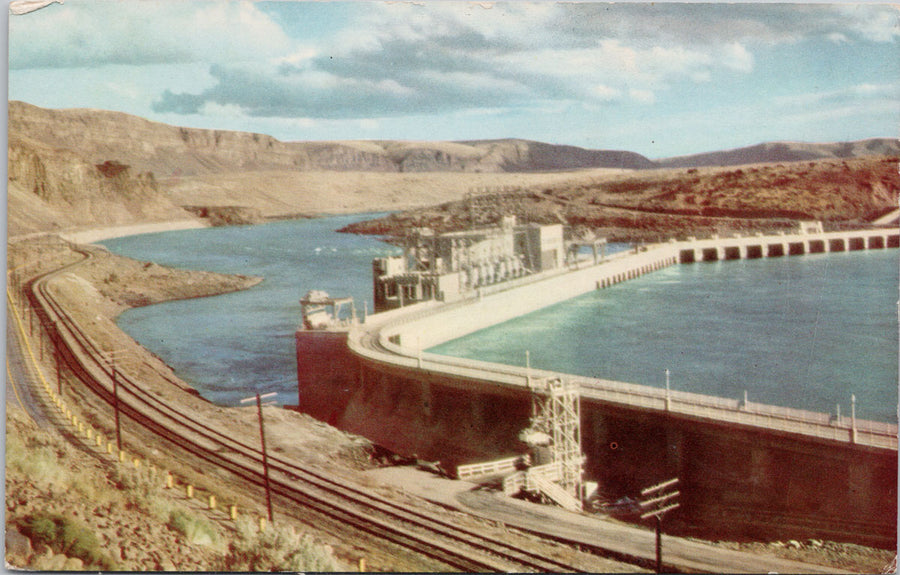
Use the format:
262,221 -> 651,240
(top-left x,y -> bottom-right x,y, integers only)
341,156 -> 900,242
10,101 -> 896,177
8,132 -> 192,235
9,101 -> 655,178
8,100 -> 898,238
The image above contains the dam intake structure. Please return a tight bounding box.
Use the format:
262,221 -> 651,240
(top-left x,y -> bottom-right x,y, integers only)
296,221 -> 899,547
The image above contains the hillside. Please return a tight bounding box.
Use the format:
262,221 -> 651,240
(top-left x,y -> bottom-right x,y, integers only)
8,132 -> 193,235
7,100 -> 898,238
9,101 -> 655,178
658,139 -> 900,169
342,156 -> 900,242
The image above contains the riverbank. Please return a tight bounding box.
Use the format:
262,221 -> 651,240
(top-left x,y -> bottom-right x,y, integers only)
57,219 -> 210,244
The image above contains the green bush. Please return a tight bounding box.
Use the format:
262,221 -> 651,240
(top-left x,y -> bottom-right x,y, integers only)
167,509 -> 221,548
18,512 -> 117,570
221,517 -> 340,571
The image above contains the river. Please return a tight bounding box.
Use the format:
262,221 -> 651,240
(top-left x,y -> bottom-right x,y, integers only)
101,216 -> 898,421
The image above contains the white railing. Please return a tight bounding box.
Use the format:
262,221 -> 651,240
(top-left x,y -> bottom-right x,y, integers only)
456,456 -> 521,480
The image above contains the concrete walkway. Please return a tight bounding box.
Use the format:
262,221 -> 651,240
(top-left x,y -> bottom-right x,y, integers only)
367,466 -> 849,574
871,208 -> 900,226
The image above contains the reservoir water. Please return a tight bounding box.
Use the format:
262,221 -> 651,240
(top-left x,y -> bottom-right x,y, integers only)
101,216 -> 898,422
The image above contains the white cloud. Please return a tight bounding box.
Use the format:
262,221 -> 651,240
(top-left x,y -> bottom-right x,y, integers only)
592,85 -> 621,102
10,1 -> 292,69
199,102 -> 246,118
721,43 -> 754,73
629,89 -> 656,104
835,4 -> 900,43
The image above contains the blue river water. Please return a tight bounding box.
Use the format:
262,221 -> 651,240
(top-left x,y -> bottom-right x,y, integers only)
101,214 -> 400,406
102,217 -> 898,422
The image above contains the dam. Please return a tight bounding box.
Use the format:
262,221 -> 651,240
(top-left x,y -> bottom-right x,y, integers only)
295,224 -> 899,546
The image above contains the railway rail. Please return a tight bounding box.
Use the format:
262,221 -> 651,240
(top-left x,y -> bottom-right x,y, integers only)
17,244 -> 596,573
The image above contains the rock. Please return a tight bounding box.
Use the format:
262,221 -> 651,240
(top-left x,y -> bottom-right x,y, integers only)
5,528 -> 33,562
46,553 -> 69,571
33,541 -> 52,558
787,539 -> 802,549
157,559 -> 177,571
807,539 -> 824,548
63,556 -> 84,570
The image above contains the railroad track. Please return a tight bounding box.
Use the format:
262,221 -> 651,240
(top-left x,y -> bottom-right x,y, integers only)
20,244 -> 590,573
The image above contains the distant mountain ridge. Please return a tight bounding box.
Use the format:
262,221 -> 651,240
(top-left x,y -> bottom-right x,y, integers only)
10,101 -> 896,178
657,139 -> 899,168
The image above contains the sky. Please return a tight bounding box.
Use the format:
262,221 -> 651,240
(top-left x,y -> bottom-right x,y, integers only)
8,1 -> 899,158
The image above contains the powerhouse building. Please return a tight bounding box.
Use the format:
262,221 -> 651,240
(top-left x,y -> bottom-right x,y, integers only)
373,216 -> 565,312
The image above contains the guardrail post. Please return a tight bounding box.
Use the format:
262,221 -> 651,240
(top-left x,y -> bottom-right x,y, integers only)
208,495 -> 216,510
186,484 -> 194,499
229,505 -> 238,520
258,517 -> 266,532
165,472 -> 174,489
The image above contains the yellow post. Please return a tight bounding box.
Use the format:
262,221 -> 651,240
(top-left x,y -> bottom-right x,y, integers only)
258,517 -> 266,532
165,472 -> 174,489
208,495 -> 216,510
96,434 -> 103,447
106,442 -> 113,454
133,457 -> 141,469
358,557 -> 367,572
186,484 -> 193,499
86,428 -> 93,440
118,450 -> 126,463
229,505 -> 238,520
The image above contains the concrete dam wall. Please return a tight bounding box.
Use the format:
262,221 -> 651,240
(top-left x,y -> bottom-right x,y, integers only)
296,228 -> 898,546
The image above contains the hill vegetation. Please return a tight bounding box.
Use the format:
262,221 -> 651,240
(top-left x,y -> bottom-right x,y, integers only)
342,156 -> 900,242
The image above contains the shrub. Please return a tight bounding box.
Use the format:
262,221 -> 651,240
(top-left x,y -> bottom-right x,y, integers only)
19,511 -> 117,570
167,509 -> 221,549
221,517 -> 340,572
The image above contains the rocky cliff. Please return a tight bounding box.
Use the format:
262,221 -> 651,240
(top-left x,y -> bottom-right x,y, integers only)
10,101 -> 656,177
8,132 -> 192,235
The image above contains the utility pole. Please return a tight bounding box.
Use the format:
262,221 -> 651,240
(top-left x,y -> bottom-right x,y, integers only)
664,369 -> 671,411
639,477 -> 680,574
112,360 -> 122,452
104,350 -> 129,453
242,391 -> 277,524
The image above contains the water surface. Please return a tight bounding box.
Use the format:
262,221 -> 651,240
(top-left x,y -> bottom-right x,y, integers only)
432,250 -> 899,422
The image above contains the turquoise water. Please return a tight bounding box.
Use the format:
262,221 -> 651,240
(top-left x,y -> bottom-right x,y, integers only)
102,218 -> 898,422
432,250 -> 899,422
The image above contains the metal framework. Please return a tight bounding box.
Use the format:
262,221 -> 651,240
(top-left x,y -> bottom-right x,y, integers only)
527,377 -> 584,499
